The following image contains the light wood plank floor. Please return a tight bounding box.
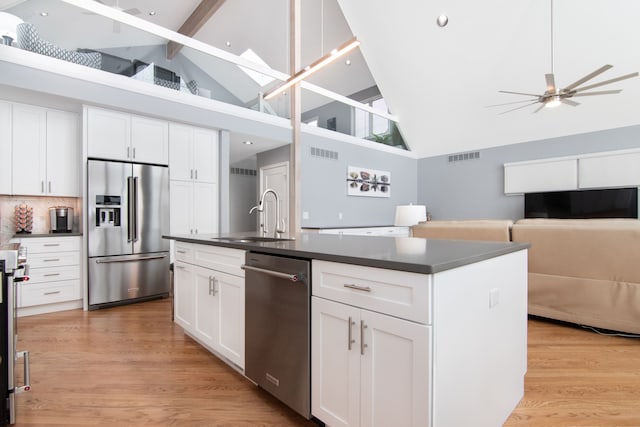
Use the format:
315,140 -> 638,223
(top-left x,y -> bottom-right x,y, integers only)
13,299 -> 640,426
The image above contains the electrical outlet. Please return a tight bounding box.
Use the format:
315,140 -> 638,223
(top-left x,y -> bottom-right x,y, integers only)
489,288 -> 500,308
302,211 -> 309,220
338,212 -> 343,220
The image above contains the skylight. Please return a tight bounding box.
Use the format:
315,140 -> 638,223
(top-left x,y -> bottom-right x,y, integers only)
239,49 -> 275,87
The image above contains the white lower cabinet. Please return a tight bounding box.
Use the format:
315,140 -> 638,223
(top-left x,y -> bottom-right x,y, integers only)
312,297 -> 430,427
173,242 -> 245,370
15,235 -> 82,316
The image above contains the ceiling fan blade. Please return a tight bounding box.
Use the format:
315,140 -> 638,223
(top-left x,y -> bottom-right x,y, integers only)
573,72 -> 639,93
563,64 -> 613,91
561,98 -> 580,107
532,103 -> 546,114
571,89 -> 622,97
545,74 -> 556,93
486,99 -> 539,108
498,90 -> 541,97
499,101 -> 540,115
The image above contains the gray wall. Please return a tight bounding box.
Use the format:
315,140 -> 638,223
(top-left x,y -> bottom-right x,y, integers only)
418,125 -> 640,221
301,132 -> 417,227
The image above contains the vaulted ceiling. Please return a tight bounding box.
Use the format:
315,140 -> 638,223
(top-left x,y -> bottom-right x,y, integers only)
3,0 -> 640,160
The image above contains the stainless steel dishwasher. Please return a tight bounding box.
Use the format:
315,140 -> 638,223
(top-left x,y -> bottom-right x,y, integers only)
243,252 -> 311,419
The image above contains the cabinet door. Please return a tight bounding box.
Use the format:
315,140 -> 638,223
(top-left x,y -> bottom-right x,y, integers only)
12,103 -> 46,195
194,266 -> 217,348
215,270 -> 244,368
193,182 -> 218,235
86,107 -> 131,161
360,310 -> 431,427
0,101 -> 11,194
169,123 -> 193,181
173,261 -> 195,331
131,115 -> 168,165
311,297 -> 360,427
192,127 -> 218,183
169,180 -> 194,234
46,110 -> 79,197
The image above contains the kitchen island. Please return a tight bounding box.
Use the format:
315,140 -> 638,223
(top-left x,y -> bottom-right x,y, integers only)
165,232 -> 529,427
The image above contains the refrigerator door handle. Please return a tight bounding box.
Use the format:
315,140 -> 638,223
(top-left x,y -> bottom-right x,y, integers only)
133,176 -> 139,242
96,254 -> 168,264
127,176 -> 134,242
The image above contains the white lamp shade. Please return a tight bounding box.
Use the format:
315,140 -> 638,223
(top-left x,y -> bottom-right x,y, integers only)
0,12 -> 24,41
394,205 -> 427,226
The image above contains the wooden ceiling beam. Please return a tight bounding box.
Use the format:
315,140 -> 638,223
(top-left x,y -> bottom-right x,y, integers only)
166,0 -> 226,60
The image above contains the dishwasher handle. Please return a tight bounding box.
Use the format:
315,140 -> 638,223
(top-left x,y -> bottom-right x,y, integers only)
241,264 -> 300,282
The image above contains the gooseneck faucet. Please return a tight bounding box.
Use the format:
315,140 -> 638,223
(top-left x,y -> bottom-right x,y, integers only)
249,188 -> 286,237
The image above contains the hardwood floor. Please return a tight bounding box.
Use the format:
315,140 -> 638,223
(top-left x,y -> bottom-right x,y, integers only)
13,299 -> 640,426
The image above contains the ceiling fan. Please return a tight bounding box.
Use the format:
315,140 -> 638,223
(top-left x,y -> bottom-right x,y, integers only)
494,0 -> 638,114
83,0 -> 141,33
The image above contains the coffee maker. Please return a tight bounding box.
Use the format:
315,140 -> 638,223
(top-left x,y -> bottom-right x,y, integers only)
49,206 -> 74,233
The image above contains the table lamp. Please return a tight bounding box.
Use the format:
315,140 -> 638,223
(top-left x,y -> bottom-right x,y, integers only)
394,204 -> 427,236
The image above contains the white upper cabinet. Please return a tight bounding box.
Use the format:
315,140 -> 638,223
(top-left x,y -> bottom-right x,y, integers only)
169,123 -> 218,183
11,103 -> 79,197
0,101 -> 12,194
504,158 -> 578,194
86,106 -> 168,165
578,150 -> 640,189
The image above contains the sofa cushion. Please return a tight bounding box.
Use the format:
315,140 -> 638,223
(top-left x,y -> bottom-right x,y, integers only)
411,219 -> 513,242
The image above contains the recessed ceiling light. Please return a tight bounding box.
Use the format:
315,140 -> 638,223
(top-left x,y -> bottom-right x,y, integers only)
436,14 -> 448,27
39,11 -> 48,17
243,140 -> 253,145
148,11 -> 156,16
225,41 -> 231,47
345,59 -> 351,66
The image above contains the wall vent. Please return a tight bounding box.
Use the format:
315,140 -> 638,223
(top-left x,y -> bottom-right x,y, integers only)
230,167 -> 256,176
310,146 -> 339,160
448,151 -> 480,163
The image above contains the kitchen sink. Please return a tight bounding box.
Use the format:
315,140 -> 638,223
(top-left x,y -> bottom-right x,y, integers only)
210,236 -> 294,243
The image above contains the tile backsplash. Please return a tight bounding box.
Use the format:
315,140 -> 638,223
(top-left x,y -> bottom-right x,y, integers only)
0,195 -> 81,244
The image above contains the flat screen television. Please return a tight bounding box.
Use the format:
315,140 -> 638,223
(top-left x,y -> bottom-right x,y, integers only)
525,188 -> 638,219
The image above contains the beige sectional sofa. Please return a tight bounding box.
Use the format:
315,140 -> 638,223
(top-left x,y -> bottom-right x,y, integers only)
411,218 -> 640,334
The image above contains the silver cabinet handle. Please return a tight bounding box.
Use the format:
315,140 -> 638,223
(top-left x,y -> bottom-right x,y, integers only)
43,273 -> 60,277
175,265 -> 186,270
133,147 -> 136,159
190,169 -> 193,179
96,254 -> 167,264
195,169 -> 198,180
44,291 -> 61,295
241,264 -> 299,282
43,258 -> 60,262
344,283 -> 372,292
43,243 -> 60,247
360,320 -> 368,355
208,276 -> 214,295
48,181 -> 51,193
348,316 -> 355,350
212,277 -> 218,296
176,250 -> 187,254
127,146 -> 130,158
41,181 -> 44,193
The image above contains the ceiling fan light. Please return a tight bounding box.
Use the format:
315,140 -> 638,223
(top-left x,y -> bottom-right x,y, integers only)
545,96 -> 562,108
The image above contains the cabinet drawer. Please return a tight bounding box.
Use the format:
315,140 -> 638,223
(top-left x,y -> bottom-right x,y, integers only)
193,244 -> 245,277
20,279 -> 81,307
312,260 -> 431,325
174,242 -> 194,263
21,236 -> 80,253
28,251 -> 80,269
27,265 -> 80,284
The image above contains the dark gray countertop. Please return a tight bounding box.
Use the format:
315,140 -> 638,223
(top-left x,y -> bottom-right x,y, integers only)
164,232 -> 529,274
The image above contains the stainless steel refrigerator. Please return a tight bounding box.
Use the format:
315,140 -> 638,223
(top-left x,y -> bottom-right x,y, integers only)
87,159 -> 169,308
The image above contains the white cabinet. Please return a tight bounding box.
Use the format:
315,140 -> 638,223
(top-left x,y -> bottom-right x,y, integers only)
312,262 -> 431,427
173,242 -> 245,370
86,106 -> 168,165
312,251 -> 528,427
504,158 -> 578,194
169,123 -> 218,183
11,103 -> 79,197
15,236 -> 82,316
169,181 -> 218,235
0,101 -> 12,194
578,150 -> 640,189
168,123 -> 219,236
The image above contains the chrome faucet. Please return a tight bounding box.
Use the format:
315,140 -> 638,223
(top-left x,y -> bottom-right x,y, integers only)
249,188 -> 286,237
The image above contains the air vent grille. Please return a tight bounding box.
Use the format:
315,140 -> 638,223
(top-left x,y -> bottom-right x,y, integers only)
448,151 -> 480,163
310,146 -> 339,160
230,167 -> 256,176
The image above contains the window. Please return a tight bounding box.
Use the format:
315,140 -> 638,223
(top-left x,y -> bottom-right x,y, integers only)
239,48 -> 275,87
354,96 -> 389,138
